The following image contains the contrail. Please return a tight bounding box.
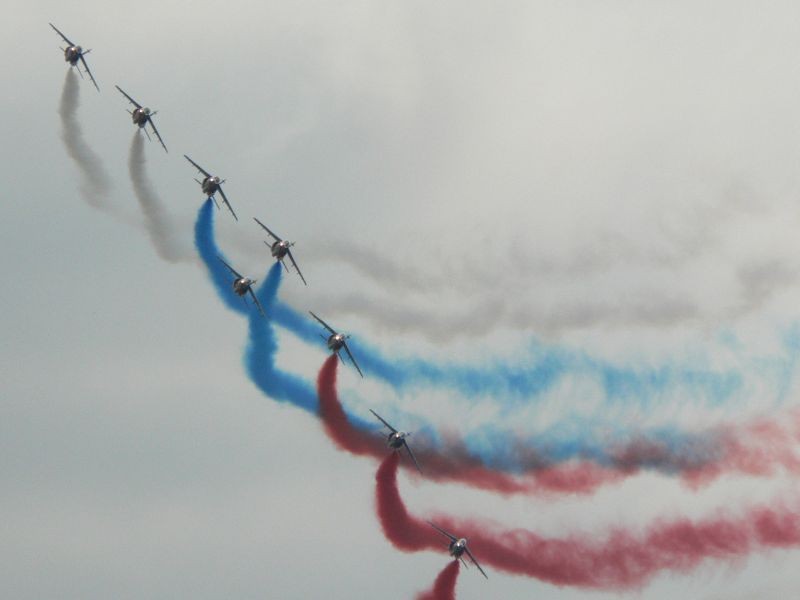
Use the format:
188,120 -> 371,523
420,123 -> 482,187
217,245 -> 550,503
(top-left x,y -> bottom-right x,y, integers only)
128,132 -> 187,262
58,69 -> 112,209
415,561 -> 460,600
374,452 -> 800,589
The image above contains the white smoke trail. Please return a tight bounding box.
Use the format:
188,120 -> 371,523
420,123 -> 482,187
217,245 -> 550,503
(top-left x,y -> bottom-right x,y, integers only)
58,70 -> 112,209
127,132 -> 191,263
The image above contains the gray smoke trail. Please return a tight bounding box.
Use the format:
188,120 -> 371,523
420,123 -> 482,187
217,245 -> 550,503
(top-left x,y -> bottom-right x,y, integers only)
58,70 -> 112,209
128,132 -> 189,263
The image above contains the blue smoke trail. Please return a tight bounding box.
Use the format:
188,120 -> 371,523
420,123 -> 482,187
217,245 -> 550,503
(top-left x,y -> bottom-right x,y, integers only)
272,300 -> 762,409
263,296 -> 727,473
192,200 -> 362,421
244,265 -> 376,430
194,199 -> 248,315
268,290 -> 725,472
192,199 -> 778,476
244,263 -> 318,413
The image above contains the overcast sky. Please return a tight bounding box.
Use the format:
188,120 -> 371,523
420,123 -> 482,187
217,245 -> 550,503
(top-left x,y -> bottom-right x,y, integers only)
4,1 -> 800,598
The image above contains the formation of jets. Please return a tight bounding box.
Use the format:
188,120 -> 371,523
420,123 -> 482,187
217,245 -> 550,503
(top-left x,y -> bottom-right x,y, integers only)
51,23 -> 489,584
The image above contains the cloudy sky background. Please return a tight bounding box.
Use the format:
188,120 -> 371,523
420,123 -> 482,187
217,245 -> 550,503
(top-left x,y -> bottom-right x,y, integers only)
4,0 -> 800,598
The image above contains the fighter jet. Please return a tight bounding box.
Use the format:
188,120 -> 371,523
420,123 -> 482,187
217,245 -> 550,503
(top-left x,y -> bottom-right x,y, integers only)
49,23 -> 99,91
309,311 -> 363,377
428,522 -> 488,579
218,257 -> 265,317
115,85 -> 167,152
184,155 -> 237,221
253,217 -> 306,285
369,409 -> 421,473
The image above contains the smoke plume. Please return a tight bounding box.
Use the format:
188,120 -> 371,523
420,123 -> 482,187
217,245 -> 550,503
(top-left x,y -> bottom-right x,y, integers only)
128,132 -> 186,262
318,355 -> 622,495
58,70 -> 112,209
195,199 -> 252,314
374,452 -> 800,589
415,561 -> 460,600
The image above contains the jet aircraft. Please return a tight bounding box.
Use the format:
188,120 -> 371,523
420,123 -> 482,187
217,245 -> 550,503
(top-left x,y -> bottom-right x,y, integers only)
309,311 -> 363,377
218,257 -> 265,316
369,409 -> 421,473
115,85 -> 167,152
49,23 -> 99,91
428,522 -> 488,579
253,217 -> 306,285
184,155 -> 237,221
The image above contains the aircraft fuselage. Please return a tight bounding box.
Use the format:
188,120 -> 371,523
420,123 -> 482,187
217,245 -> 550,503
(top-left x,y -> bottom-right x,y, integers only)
233,277 -> 253,296
328,333 -> 346,352
64,46 -> 81,65
271,240 -> 291,260
387,432 -> 407,449
132,108 -> 151,127
449,539 -> 468,559
201,176 -> 221,197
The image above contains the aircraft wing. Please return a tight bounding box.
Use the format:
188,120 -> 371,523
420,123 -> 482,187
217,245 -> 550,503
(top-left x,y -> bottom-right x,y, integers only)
148,117 -> 167,153
309,311 -> 337,335
369,409 -> 397,433
286,250 -> 307,286
49,23 -> 74,46
115,85 -> 142,108
184,154 -> 211,177
79,55 -> 99,91
428,522 -> 458,543
465,547 -> 488,579
218,186 -> 237,221
253,217 -> 281,242
248,288 -> 265,317
404,441 -> 423,474
218,256 -> 243,279
342,342 -> 364,378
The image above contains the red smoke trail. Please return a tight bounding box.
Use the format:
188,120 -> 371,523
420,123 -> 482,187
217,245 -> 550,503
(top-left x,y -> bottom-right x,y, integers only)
317,355 -> 622,495
682,412 -> 800,488
415,561 -> 460,600
318,354 -> 385,455
319,356 -> 800,494
374,452 -> 800,590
